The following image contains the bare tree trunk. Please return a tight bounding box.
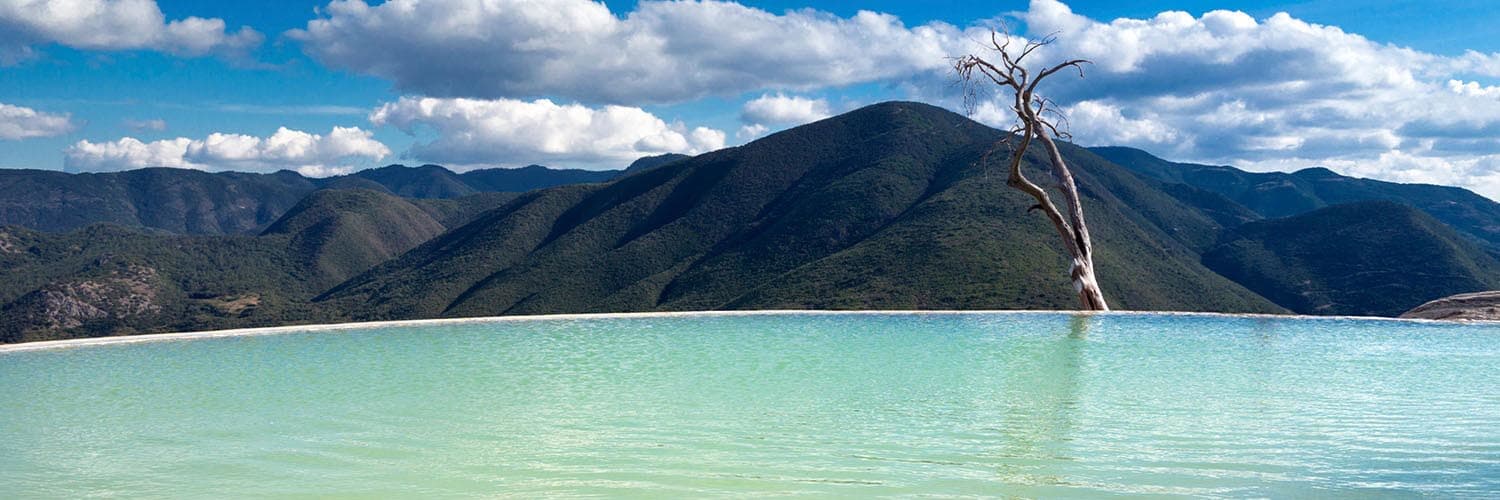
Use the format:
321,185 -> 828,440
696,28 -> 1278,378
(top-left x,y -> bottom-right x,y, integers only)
956,32 -> 1109,311
1033,127 -> 1108,310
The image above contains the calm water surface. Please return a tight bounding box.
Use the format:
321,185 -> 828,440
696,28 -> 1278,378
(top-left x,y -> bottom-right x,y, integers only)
1,312 -> 1497,497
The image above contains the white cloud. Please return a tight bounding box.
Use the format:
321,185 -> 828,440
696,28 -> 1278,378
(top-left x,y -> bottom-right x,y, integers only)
932,0 -> 1500,199
1448,80 -> 1500,98
292,165 -> 356,177
123,118 -> 167,132
65,136 -> 193,170
369,96 -> 725,168
0,0 -> 261,65
63,126 -> 388,175
741,94 -> 832,126
24,0 -> 1500,199
290,0 -> 975,103
1059,101 -> 1178,146
283,0 -> 1500,199
0,101 -> 75,139
737,93 -> 831,140
737,123 -> 769,141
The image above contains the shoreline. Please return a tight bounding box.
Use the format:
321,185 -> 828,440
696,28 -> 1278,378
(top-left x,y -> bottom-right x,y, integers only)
2,309 -> 1495,354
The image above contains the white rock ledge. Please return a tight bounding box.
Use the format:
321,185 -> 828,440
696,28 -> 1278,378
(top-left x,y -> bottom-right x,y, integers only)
2,309 -> 1493,354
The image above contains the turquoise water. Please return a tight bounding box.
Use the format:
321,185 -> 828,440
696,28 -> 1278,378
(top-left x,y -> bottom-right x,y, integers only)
1,312 -> 1497,497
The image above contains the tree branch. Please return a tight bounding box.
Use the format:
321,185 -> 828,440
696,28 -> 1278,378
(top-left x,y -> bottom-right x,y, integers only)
953,29 -> 1109,310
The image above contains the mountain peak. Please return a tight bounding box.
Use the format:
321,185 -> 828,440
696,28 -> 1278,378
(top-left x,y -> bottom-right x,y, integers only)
1292,166 -> 1340,178
625,153 -> 690,173
260,188 -> 449,289
321,98 -> 1280,319
732,100 -> 993,157
859,100 -> 952,114
839,100 -> 972,125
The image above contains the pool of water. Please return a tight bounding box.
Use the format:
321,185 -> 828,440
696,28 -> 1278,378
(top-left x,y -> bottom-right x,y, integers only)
2,312 -> 1497,497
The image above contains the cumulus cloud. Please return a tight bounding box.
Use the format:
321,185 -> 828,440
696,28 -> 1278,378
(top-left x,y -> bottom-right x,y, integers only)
737,93 -> 831,139
1448,80 -> 1500,98
922,0 -> 1500,199
0,0 -> 261,65
284,0 -> 1500,197
63,126 -> 388,176
22,0 -> 1500,199
742,94 -> 832,125
290,0 -> 976,103
1060,101 -> 1178,146
737,123 -> 769,141
0,101 -> 75,139
370,96 -> 725,168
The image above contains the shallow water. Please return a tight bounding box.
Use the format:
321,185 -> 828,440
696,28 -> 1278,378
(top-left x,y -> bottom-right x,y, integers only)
1,312 -> 1497,498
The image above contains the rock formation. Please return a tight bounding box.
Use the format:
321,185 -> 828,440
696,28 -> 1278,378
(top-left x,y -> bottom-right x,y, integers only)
1401,291 -> 1500,321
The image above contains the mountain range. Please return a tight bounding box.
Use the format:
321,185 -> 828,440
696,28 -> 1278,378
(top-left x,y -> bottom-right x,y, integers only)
1092,146 -> 1500,251
0,163 -> 619,235
3,101 -> 1497,342
318,102 -> 1277,319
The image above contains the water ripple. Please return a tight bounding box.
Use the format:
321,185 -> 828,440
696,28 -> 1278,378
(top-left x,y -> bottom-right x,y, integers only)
1,312 -> 1495,497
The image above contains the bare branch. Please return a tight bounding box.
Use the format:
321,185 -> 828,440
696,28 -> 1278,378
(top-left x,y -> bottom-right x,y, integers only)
1016,31 -> 1057,64
1027,59 -> 1090,95
951,29 -> 1108,311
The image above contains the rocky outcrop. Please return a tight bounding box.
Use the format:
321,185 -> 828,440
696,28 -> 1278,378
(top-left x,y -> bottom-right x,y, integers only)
1400,291 -> 1500,321
1,265 -> 164,341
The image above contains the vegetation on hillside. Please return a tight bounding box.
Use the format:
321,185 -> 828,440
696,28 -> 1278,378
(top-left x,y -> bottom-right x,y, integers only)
0,188 -> 515,343
1202,201 -> 1500,316
0,164 -> 616,235
10,102 -> 1500,343
0,224 -> 318,342
321,102 -> 1281,319
0,168 -> 317,235
1093,146 -> 1500,251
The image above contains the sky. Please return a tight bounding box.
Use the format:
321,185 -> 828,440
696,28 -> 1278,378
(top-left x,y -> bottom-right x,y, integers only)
5,0 -> 1500,197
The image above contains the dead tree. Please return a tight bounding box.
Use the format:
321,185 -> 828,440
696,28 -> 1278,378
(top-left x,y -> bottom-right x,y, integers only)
954,32 -> 1109,310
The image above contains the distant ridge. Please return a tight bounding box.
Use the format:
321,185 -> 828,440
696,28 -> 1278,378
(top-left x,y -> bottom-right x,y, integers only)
0,168 -> 316,235
1092,146 -> 1500,251
334,163 -> 620,198
623,153 -> 691,173
260,189 -> 451,289
1203,201 -> 1500,317
0,164 -> 622,235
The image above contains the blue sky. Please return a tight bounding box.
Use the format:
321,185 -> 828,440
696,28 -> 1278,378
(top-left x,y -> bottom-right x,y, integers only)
5,0 -> 1500,197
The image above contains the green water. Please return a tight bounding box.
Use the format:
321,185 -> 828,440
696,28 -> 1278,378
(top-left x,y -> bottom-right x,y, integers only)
1,312 -> 1497,497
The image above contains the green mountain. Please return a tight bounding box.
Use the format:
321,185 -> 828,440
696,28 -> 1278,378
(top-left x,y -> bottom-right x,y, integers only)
323,164 -> 619,199
0,167 -> 318,235
408,192 -> 523,228
1091,146 -> 1500,250
0,224 -> 314,343
1202,201 -> 1500,316
15,101 -> 1500,343
329,164 -> 476,198
0,188 -> 516,343
260,189 -> 451,289
320,102 -> 1280,319
0,164 -> 618,235
458,165 -> 620,193
623,153 -> 691,173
